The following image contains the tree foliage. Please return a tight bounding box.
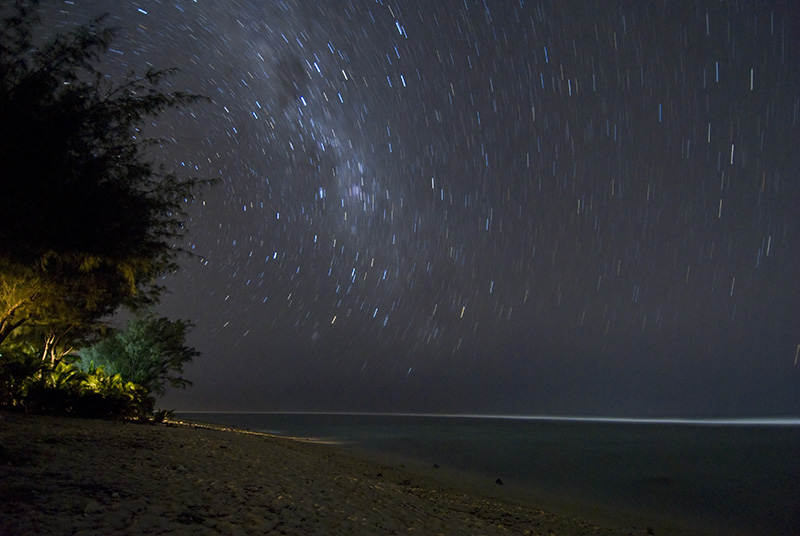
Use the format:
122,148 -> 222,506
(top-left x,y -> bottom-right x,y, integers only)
77,314 -> 199,398
0,2 -> 211,417
0,1 -> 209,356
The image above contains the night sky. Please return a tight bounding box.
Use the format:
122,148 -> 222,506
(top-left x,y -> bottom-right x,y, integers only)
44,1 -> 799,417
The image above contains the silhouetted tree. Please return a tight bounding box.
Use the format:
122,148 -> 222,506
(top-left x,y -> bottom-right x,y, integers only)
0,1 -> 210,359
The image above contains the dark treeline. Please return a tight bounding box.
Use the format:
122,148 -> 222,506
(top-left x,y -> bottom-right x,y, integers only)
0,1 -> 213,419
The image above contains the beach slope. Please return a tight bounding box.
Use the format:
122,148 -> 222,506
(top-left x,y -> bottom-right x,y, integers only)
1,412 -> 646,535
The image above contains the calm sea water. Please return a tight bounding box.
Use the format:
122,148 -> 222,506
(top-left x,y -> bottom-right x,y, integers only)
179,413 -> 800,535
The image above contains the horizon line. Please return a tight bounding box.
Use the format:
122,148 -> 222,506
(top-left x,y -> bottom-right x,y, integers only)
173,411 -> 800,426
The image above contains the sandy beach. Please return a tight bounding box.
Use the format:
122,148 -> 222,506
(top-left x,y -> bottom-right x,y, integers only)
0,411 -> 660,535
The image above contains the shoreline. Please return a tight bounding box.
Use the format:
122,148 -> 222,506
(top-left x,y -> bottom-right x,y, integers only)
1,411 -> 697,535
179,413 -> 776,536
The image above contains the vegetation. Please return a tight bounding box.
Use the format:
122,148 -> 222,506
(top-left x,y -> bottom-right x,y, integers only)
75,314 -> 199,412
0,1 -> 210,418
0,354 -> 148,419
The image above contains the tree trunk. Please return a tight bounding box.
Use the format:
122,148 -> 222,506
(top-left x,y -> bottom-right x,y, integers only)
41,329 -> 74,366
0,300 -> 29,347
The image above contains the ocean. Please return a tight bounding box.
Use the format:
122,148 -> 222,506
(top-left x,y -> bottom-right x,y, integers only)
178,413 -> 800,535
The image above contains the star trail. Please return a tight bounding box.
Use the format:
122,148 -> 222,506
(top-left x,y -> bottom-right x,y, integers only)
44,1 -> 800,416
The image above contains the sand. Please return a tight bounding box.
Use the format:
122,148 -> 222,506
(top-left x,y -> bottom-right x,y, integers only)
0,411 -> 657,535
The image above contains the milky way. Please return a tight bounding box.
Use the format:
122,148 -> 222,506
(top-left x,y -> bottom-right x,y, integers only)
44,1 -> 800,415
